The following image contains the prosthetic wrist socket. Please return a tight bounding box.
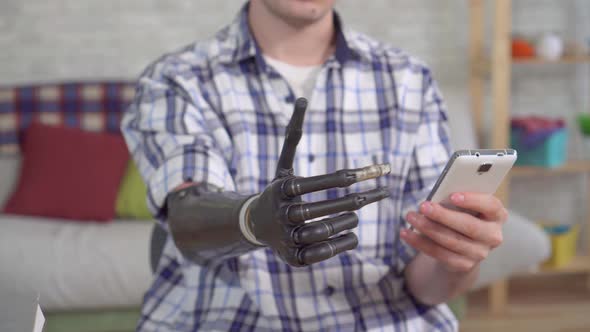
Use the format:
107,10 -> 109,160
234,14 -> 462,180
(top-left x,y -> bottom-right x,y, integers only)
167,184 -> 262,266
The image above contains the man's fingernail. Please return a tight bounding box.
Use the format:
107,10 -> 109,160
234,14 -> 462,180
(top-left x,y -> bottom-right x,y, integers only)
406,213 -> 416,223
420,202 -> 433,214
452,193 -> 465,203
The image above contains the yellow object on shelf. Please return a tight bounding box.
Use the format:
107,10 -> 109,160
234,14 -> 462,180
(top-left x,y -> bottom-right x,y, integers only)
541,224 -> 580,269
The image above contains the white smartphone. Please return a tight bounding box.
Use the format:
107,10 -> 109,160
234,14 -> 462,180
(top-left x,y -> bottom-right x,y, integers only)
426,149 -> 517,212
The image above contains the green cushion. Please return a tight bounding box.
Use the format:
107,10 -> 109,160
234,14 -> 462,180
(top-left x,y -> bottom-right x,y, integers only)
44,308 -> 140,332
447,295 -> 467,321
115,161 -> 153,220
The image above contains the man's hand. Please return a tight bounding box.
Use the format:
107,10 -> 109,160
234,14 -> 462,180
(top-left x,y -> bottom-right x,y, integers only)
247,98 -> 391,267
401,192 -> 508,273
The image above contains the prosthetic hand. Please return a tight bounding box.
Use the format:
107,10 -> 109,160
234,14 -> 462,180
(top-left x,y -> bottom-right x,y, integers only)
167,98 -> 391,267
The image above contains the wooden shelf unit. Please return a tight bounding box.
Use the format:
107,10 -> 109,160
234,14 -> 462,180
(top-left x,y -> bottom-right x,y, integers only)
468,0 -> 590,314
539,255 -> 590,275
512,161 -> 590,176
513,56 -> 590,64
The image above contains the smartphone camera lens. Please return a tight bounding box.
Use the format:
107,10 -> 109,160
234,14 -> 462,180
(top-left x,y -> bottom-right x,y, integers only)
475,152 -> 480,157
477,163 -> 492,173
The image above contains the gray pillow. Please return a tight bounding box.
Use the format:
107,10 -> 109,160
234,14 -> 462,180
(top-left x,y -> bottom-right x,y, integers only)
472,210 -> 551,289
0,155 -> 21,208
447,105 -> 479,150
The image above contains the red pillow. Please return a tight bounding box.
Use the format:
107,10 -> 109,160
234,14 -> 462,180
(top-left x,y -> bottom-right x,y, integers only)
3,123 -> 129,222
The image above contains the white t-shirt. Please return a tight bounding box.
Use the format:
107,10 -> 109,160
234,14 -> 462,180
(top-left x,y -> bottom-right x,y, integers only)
263,55 -> 322,100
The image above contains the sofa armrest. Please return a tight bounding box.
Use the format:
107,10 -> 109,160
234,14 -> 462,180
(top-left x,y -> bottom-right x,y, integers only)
472,210 -> 551,289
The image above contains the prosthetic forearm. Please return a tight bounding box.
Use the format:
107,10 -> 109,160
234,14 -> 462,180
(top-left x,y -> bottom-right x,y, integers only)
167,184 -> 260,266
167,98 -> 391,267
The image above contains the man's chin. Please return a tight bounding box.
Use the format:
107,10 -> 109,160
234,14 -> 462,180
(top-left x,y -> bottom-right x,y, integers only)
260,0 -> 334,28
284,15 -> 326,28
282,9 -> 332,28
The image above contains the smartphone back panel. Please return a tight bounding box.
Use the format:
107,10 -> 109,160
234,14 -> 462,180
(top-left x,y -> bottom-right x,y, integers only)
427,149 -> 517,207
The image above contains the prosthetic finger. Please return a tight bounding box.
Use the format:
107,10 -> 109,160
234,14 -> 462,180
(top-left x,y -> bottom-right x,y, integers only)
276,98 -> 308,178
298,233 -> 358,265
283,164 -> 391,197
287,187 -> 390,223
293,213 -> 358,245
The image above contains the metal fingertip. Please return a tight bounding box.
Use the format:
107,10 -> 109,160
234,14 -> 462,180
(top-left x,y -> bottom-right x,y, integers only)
367,187 -> 391,200
378,187 -> 391,199
336,232 -> 359,251
380,163 -> 392,175
345,232 -> 359,245
356,163 -> 391,181
289,98 -> 308,129
295,97 -> 308,111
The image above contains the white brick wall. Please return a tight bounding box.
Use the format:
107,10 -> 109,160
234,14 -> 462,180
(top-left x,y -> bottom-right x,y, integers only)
1,0 -> 589,246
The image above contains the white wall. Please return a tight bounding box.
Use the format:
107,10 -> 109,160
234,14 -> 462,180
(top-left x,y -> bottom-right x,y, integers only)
1,0 -> 589,246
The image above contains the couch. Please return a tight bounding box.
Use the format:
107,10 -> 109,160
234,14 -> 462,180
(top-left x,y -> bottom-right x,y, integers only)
0,81 -> 551,332
0,82 -> 150,332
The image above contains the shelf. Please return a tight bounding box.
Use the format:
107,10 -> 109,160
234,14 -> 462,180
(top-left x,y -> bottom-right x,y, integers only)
511,161 -> 590,177
470,55 -> 590,76
538,255 -> 590,275
513,56 -> 590,64
467,0 -> 590,314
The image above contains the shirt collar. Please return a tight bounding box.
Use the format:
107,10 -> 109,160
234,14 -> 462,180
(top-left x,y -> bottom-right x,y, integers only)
217,3 -> 370,67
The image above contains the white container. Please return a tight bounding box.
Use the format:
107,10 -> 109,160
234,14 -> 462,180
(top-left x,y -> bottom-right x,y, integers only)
536,33 -> 564,61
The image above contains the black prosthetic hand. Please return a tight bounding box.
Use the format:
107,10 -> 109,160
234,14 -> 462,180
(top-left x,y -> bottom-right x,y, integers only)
245,98 -> 391,266
166,98 -> 391,267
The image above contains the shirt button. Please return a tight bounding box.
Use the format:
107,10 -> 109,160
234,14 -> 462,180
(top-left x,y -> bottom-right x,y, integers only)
323,285 -> 335,297
308,154 -> 315,163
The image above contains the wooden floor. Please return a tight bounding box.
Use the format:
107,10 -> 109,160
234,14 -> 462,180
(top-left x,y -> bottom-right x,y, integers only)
461,274 -> 590,332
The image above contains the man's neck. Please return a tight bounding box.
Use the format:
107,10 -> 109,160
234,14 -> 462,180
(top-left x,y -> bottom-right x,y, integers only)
248,1 -> 336,66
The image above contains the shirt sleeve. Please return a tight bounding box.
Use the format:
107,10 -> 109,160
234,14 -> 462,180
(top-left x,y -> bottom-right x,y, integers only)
396,68 -> 452,274
121,61 -> 236,226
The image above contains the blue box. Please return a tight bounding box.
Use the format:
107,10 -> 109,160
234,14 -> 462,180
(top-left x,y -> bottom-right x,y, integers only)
510,128 -> 568,168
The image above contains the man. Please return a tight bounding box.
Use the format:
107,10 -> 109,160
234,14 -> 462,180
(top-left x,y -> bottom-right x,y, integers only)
122,1 -> 508,330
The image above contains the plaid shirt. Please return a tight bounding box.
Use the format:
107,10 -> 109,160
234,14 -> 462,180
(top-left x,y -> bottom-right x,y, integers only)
122,5 -> 457,332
